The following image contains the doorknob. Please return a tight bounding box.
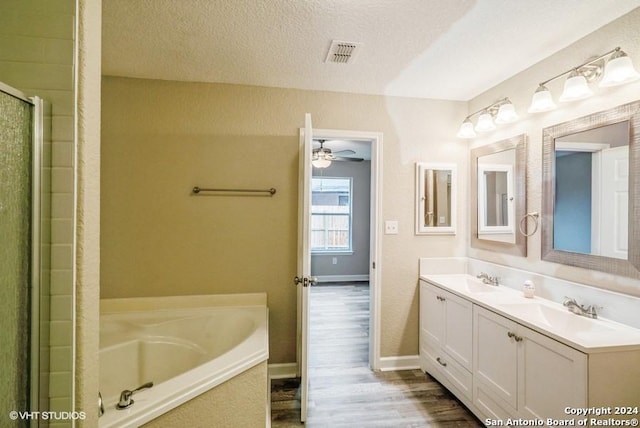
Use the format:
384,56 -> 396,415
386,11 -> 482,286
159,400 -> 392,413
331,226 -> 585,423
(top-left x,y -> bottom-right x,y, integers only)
294,276 -> 318,287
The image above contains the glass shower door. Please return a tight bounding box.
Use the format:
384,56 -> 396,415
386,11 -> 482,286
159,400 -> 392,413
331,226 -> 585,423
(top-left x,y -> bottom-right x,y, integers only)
0,89 -> 33,422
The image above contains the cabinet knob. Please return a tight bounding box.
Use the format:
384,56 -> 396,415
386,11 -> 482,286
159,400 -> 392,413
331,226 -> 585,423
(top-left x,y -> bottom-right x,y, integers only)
507,331 -> 523,342
436,357 -> 447,367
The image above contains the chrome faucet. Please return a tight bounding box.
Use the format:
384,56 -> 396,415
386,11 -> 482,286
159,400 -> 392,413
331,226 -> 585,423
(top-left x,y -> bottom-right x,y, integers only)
562,297 -> 600,319
116,382 -> 154,410
476,272 -> 499,286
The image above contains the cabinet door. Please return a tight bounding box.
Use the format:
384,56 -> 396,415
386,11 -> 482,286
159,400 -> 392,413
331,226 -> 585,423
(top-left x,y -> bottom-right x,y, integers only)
518,326 -> 587,419
420,281 -> 445,348
474,306 -> 519,411
443,290 -> 473,371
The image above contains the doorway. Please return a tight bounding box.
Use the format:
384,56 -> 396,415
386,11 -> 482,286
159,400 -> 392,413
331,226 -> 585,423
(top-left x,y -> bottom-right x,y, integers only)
296,126 -> 383,422
306,129 -> 381,371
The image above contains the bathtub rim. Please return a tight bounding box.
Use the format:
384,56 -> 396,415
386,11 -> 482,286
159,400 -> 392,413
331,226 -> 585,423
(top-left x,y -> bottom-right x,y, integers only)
98,293 -> 268,428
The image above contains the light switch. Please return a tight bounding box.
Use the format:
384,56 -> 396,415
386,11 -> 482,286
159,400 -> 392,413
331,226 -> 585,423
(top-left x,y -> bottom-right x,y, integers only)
385,220 -> 399,234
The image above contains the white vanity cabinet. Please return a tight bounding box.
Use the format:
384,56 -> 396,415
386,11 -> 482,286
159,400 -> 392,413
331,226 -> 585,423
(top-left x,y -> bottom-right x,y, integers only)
419,274 -> 640,424
419,281 -> 473,401
473,305 -> 587,421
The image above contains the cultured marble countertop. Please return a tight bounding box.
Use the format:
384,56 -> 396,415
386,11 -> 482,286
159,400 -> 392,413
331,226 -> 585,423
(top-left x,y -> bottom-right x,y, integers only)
420,274 -> 640,353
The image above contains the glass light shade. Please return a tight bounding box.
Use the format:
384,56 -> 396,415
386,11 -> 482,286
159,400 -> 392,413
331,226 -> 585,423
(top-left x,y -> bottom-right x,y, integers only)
495,102 -> 518,124
599,53 -> 640,87
559,73 -> 593,102
312,156 -> 331,168
456,119 -> 476,138
475,112 -> 496,132
528,85 -> 556,113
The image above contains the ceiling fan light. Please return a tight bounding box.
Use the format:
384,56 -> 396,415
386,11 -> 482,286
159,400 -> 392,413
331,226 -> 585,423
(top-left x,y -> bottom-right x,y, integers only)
456,119 -> 476,138
311,154 -> 332,168
495,102 -> 518,124
475,111 -> 496,132
559,71 -> 593,102
599,51 -> 640,87
528,85 -> 556,113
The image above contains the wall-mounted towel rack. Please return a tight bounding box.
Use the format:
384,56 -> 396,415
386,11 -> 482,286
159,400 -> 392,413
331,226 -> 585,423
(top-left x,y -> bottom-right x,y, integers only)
192,186 -> 276,196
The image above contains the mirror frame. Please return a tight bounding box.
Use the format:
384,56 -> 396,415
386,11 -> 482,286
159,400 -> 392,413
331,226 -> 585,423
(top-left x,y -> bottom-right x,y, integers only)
415,162 -> 456,235
471,134 -> 527,256
542,101 -> 640,278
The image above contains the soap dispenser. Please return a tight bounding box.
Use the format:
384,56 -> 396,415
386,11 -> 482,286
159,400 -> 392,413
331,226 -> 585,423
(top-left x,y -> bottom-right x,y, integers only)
523,280 -> 535,298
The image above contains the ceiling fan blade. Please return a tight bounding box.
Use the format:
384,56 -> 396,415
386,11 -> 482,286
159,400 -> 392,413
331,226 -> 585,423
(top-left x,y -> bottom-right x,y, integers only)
334,156 -> 364,162
333,149 -> 356,156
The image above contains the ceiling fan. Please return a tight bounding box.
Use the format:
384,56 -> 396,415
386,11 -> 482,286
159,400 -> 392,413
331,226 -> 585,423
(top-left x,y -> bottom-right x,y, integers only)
312,139 -> 364,168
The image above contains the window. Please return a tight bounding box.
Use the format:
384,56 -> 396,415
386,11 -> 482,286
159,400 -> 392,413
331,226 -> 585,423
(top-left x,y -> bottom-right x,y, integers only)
311,177 -> 352,252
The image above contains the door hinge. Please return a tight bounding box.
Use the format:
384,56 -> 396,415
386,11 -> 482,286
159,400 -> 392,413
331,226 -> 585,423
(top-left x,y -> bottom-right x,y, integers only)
372,262 -> 376,269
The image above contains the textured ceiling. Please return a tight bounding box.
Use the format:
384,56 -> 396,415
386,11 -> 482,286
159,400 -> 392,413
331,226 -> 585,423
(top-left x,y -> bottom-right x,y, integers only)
102,0 -> 640,101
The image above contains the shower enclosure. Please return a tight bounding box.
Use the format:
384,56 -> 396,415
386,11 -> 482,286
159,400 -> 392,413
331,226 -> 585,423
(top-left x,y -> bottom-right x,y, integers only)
0,81 -> 50,423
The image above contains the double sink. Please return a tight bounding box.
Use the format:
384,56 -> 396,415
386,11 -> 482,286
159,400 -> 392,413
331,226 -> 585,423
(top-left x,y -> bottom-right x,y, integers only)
421,274 -> 640,352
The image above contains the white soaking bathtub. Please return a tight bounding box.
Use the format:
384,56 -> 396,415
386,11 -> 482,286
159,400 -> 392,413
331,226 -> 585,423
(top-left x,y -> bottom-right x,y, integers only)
99,293 -> 269,428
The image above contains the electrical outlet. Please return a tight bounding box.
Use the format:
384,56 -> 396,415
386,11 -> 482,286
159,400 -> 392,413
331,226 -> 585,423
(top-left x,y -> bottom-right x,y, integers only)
385,220 -> 399,234
332,257 -> 337,265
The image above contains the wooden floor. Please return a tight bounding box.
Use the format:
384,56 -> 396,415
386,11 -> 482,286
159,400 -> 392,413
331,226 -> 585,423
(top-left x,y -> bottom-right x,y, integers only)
271,283 -> 482,427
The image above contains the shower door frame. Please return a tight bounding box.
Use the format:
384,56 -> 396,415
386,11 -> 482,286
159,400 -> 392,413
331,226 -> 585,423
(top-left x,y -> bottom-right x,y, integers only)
0,80 -> 46,420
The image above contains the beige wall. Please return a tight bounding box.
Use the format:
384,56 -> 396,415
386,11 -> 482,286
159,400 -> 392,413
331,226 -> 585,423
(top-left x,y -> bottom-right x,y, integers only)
101,76 -> 468,362
468,7 -> 640,297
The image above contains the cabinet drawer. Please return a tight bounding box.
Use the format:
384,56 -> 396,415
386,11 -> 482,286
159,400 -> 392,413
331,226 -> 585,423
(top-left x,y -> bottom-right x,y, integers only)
421,341 -> 472,401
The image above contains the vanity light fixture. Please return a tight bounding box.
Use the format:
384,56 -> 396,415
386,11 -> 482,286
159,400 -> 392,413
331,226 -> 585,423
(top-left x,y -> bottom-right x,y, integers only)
528,47 -> 640,113
456,98 -> 518,139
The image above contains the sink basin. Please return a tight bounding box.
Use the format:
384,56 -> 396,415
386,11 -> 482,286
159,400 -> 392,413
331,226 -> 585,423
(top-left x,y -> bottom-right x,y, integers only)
497,302 -> 616,335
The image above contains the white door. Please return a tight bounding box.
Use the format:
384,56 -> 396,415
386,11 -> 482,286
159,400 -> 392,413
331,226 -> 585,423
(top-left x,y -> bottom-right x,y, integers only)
598,145 -> 629,259
295,113 -> 315,422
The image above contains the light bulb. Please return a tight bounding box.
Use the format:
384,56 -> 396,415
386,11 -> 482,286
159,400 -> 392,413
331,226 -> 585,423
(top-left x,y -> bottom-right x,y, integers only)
600,50 -> 640,87
456,119 -> 476,138
475,111 -> 496,132
495,102 -> 518,124
528,85 -> 556,113
559,71 -> 593,102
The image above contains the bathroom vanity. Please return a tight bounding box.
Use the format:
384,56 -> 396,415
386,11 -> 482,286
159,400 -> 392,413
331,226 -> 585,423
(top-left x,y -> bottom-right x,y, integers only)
419,274 -> 640,423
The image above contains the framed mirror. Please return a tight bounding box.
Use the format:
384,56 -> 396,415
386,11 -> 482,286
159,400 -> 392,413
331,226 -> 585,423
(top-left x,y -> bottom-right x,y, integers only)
542,101 -> 640,278
471,134 -> 527,256
415,162 -> 456,235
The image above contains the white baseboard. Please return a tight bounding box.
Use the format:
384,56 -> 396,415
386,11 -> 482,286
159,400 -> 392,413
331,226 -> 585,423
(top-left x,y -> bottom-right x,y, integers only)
378,355 -> 421,372
268,356 -> 418,379
268,362 -> 298,380
315,274 -> 370,283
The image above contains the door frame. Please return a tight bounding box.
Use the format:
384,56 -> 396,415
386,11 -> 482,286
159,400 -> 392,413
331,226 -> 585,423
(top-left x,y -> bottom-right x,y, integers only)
297,127 -> 383,371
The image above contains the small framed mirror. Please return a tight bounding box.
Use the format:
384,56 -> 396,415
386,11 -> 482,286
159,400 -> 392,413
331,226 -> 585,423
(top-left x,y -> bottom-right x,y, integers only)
542,101 -> 640,278
478,161 -> 515,239
471,134 -> 527,256
415,163 -> 456,235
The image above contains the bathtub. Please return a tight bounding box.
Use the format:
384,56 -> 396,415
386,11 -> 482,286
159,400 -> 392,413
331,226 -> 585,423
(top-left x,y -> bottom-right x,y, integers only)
99,293 -> 269,428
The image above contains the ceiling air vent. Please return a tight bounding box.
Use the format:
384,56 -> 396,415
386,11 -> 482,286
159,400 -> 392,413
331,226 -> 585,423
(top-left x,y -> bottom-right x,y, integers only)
325,40 -> 363,64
